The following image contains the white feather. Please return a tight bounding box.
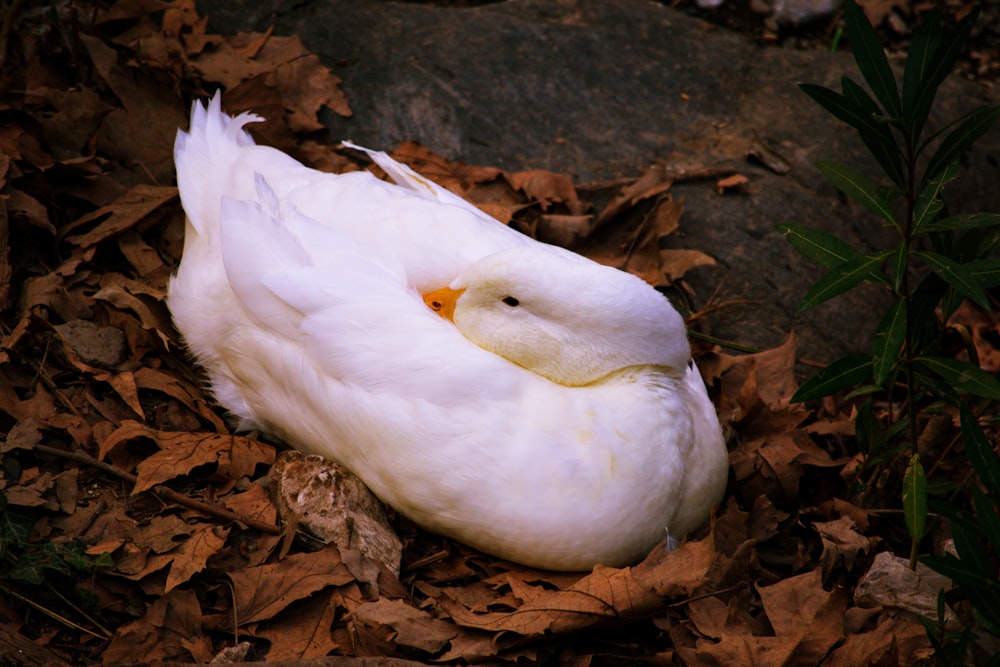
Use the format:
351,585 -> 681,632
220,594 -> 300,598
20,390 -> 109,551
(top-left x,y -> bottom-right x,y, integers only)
169,92 -> 729,570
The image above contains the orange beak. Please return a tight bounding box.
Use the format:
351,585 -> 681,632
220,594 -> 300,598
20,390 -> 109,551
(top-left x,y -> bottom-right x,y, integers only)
422,286 -> 464,322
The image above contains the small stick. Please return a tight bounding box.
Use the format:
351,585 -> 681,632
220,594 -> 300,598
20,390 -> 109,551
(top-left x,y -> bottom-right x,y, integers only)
33,444 -> 282,535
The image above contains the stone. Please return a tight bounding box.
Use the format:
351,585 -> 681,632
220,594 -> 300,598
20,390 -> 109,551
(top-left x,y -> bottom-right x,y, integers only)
54,319 -> 127,367
854,551 -> 957,626
267,451 -> 403,575
195,0 -> 999,363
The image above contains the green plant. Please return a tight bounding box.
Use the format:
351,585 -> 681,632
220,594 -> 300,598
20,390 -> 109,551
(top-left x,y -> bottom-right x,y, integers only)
922,403 -> 1000,663
0,490 -> 114,639
780,0 -> 1000,655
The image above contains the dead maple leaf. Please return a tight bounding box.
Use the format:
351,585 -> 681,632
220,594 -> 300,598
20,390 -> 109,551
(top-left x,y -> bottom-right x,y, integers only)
812,515 -> 874,580
254,589 -> 341,661
227,547 -> 355,625
101,588 -> 213,664
164,524 -> 230,592
350,599 -> 458,654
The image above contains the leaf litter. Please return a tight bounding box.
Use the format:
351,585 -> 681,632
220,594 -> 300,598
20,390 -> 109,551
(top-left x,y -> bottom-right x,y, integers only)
0,0 -> 985,665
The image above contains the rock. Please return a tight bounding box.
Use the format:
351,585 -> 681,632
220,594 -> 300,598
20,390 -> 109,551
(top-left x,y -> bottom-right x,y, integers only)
195,0 -> 999,364
770,0 -> 842,27
267,451 -> 403,575
54,319 -> 127,367
854,551 -> 957,626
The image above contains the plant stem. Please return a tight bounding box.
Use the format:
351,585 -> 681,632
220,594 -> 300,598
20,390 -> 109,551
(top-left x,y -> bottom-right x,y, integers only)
902,128 -> 921,571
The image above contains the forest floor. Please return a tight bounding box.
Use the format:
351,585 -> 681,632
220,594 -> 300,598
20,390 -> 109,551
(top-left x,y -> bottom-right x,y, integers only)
0,0 -> 998,665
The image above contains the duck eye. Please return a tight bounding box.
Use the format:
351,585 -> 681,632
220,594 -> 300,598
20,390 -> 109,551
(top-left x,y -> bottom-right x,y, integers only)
502,296 -> 520,307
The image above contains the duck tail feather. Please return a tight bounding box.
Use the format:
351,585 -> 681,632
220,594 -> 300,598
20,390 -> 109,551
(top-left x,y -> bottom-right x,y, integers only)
341,141 -> 496,221
175,92 -> 264,236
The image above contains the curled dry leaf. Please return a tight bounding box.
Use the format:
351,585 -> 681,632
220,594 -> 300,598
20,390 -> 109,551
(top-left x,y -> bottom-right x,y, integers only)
227,547 -> 355,625
98,420 -> 275,493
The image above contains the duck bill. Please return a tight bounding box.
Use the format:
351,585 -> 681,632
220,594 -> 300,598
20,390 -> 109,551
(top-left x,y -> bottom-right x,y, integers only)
422,286 -> 464,321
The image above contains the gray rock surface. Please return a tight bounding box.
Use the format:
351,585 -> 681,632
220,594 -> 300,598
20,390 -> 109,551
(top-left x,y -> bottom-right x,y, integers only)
196,0 -> 999,364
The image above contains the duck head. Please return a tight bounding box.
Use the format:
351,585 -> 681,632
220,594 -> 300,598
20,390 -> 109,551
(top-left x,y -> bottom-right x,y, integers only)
424,246 -> 691,386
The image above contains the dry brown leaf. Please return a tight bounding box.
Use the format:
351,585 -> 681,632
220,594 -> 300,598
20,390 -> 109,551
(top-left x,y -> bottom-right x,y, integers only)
1,418 -> 43,453
824,614 -> 929,667
3,468 -> 54,508
660,247 -> 716,282
505,169 -> 587,215
164,524 -> 230,592
133,367 -> 228,433
389,141 -> 503,199
813,515 -> 873,579
227,547 -> 355,625
714,173 -> 749,193
63,185 -> 178,247
97,420 -> 274,493
351,599 -> 458,653
189,40 -> 270,89
440,535 -> 716,636
595,163 -> 674,226
255,590 -> 340,661
579,194 -> 686,286
686,595 -> 728,640
101,588 -> 211,664
219,481 -> 279,527
264,36 -> 353,130
948,300 -> 1000,372
816,497 -> 873,532
704,333 -> 808,437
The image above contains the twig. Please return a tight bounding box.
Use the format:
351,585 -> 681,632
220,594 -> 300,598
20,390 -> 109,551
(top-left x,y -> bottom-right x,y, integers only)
33,444 -> 282,535
688,331 -> 826,369
44,581 -> 114,639
0,583 -> 109,640
576,166 -> 739,192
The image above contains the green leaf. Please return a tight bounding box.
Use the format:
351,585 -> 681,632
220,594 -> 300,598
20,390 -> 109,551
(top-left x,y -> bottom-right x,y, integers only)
909,7 -> 982,141
916,250 -> 990,310
918,356 -> 1000,401
902,8 -> 942,123
922,553 -> 991,587
798,252 -> 892,312
961,402 -> 1000,495
854,399 -> 880,457
891,243 -> 907,293
843,0 -> 901,118
912,161 -> 958,232
841,78 -> 906,188
903,454 -> 927,540
873,298 -> 906,386
799,79 -> 904,188
816,161 -> 898,227
792,353 -> 873,402
843,383 -> 887,401
916,212 -> 1000,234
909,273 -> 947,353
966,257 -> 1000,288
953,520 -> 995,578
924,106 -> 1000,184
972,486 -> 1000,555
776,223 -> 865,270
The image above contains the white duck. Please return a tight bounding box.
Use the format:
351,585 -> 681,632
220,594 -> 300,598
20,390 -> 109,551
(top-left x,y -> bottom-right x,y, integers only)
169,94 -> 728,571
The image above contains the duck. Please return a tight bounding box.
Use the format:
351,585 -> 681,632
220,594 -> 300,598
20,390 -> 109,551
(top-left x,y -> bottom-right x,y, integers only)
168,93 -> 728,571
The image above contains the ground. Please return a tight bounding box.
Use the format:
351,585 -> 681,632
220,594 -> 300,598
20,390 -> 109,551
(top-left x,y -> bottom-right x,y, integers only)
0,1 -> 998,665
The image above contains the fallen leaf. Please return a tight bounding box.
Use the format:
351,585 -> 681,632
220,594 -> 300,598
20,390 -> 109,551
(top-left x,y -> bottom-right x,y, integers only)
101,588 -> 212,664
350,599 -> 458,653
227,547 -> 355,625
255,590 -> 340,661
163,524 -> 229,592
812,515 -> 873,579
